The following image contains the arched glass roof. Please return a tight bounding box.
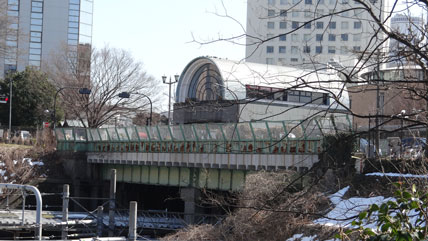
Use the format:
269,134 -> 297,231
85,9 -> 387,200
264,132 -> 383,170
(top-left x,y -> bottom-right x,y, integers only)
176,56 -> 349,109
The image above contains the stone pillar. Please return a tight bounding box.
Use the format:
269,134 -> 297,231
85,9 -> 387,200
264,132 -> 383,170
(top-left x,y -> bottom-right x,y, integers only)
180,187 -> 200,224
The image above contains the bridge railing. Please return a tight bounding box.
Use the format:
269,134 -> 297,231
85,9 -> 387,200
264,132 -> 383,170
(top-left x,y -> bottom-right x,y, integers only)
55,115 -> 352,154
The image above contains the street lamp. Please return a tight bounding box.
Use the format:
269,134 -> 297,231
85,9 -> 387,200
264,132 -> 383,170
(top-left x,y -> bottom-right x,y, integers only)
52,87 -> 91,128
118,92 -> 153,126
162,75 -> 179,125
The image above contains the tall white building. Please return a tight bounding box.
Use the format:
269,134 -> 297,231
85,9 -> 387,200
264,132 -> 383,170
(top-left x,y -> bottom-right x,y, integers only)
246,0 -> 389,68
0,0 -> 93,77
389,13 -> 424,52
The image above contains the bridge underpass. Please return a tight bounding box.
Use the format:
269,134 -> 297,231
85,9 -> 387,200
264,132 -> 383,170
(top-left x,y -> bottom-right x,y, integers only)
56,117 -> 351,224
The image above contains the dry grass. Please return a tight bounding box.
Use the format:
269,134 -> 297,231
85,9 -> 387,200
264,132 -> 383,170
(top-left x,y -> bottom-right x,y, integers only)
164,171 -> 331,241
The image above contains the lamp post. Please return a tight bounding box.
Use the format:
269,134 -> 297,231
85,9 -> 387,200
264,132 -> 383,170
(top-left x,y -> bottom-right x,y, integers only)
162,75 -> 179,125
118,92 -> 153,126
52,87 -> 91,128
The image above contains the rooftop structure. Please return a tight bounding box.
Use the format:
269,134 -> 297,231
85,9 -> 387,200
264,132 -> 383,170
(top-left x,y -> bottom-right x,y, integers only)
174,56 -> 350,124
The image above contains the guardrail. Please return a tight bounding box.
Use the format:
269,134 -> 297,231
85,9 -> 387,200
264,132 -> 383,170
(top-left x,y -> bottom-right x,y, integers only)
55,116 -> 352,155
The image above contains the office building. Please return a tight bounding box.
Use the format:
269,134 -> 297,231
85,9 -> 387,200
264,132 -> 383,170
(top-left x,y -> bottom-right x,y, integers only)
0,0 -> 93,77
246,0 -> 389,68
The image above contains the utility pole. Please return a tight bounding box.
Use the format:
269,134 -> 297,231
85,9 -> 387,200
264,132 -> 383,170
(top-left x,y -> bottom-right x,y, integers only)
62,184 -> 69,240
375,49 -> 382,157
108,169 -> 116,237
162,75 -> 179,125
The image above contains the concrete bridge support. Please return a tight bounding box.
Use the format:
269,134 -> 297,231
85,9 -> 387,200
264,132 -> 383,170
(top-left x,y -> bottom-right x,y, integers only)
180,187 -> 201,224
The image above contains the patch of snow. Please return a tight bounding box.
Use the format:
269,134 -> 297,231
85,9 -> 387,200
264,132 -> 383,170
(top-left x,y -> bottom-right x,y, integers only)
301,235 -> 318,241
13,160 -> 17,165
287,234 -> 303,240
0,162 -> 5,167
29,161 -> 44,166
366,172 -> 428,178
330,186 -> 349,205
286,234 -> 322,241
0,170 -> 6,176
314,186 -> 391,229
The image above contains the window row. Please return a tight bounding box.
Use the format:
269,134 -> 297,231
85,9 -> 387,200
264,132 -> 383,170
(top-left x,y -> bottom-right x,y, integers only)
267,33 -> 362,42
268,0 -> 368,6
267,20 -> 362,30
246,84 -> 329,105
268,9 -> 363,18
266,45 -> 362,54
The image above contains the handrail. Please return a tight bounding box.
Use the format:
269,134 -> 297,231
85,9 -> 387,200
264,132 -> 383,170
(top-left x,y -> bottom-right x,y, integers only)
0,184 -> 42,240
55,116 -> 352,153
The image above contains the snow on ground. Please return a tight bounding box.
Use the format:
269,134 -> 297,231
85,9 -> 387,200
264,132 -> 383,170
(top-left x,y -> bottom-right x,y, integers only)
366,172 -> 428,178
22,158 -> 44,166
286,233 -> 336,241
314,186 -> 390,229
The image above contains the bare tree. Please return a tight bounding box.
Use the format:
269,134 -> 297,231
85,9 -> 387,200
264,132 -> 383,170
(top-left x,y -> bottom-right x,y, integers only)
48,45 -> 160,128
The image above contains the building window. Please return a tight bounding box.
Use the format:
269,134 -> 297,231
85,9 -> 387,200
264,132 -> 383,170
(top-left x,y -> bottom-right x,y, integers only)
280,0 -> 287,4
280,10 -> 287,16
279,34 -> 287,41
340,46 -> 348,54
353,46 -> 361,51
268,0 -> 276,5
280,21 -> 287,29
291,46 -> 298,54
316,21 -> 324,29
303,46 -> 310,53
292,10 -> 299,17
328,34 -> 336,41
279,46 -> 286,53
305,0 -> 312,4
267,22 -> 275,29
267,33 -> 274,40
329,21 -> 336,29
341,21 -> 348,29
316,34 -> 323,41
304,22 -> 311,29
316,9 -> 324,16
354,21 -> 362,29
278,58 -> 286,64
353,33 -> 361,41
340,10 -> 349,17
303,34 -> 311,41
341,34 -> 348,41
291,58 -> 298,62
328,46 -> 336,54
292,21 -> 299,29
315,46 -> 323,53
304,10 -> 312,18
329,0 -> 336,4
268,9 -> 275,17
267,46 -> 274,53
266,58 -> 274,64
354,9 -> 363,17
291,34 -> 299,42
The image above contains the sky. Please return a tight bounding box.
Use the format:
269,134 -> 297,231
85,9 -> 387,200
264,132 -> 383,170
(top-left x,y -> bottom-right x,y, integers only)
91,0 -> 247,110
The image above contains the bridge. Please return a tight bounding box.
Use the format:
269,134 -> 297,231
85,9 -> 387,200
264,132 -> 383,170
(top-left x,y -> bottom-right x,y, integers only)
56,116 -> 351,191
